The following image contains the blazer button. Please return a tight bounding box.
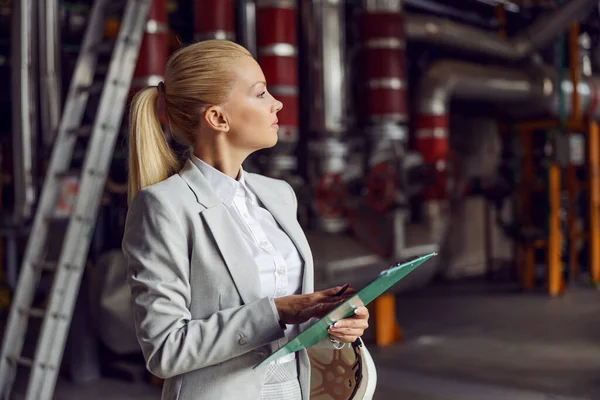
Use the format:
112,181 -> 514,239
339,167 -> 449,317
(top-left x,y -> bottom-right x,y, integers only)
238,332 -> 248,346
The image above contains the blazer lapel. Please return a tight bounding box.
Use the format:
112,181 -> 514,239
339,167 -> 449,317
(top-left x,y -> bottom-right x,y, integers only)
179,161 -> 262,304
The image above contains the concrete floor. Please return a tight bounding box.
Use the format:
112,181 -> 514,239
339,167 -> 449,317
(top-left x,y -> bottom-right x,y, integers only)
10,277 -> 600,399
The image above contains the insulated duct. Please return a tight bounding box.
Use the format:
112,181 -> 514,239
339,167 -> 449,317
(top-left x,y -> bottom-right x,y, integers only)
132,0 -> 169,89
38,0 -> 62,147
405,0 -> 598,61
301,0 -> 351,233
256,0 -> 299,179
194,0 -> 235,41
11,0 -> 38,223
416,59 -> 600,200
359,0 -> 407,213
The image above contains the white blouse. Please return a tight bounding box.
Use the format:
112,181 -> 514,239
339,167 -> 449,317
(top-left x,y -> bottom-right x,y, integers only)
191,157 -> 303,364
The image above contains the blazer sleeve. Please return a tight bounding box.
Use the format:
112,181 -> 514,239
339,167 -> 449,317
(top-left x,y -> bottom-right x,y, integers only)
123,189 -> 285,379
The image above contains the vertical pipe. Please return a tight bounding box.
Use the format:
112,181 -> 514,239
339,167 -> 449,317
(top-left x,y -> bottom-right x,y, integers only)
360,0 -> 407,213
237,0 -> 257,58
11,0 -> 37,223
194,0 -> 236,41
414,115 -> 449,200
548,163 -> 563,296
132,0 -> 169,90
567,22 -> 580,282
302,0 -> 350,233
588,121 -> 600,283
256,0 -> 299,179
38,0 -> 62,148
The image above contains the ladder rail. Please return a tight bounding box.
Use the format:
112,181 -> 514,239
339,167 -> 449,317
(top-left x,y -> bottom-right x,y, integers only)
27,1 -> 152,398
0,0 -> 110,396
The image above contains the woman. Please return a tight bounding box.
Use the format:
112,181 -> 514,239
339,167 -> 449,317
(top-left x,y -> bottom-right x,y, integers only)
122,39 -> 370,400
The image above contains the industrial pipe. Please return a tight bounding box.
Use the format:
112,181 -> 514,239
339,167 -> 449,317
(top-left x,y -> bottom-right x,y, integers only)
11,0 -> 38,223
132,0 -> 169,90
38,0 -> 62,148
360,0 -> 407,127
416,60 -> 542,200
194,0 -> 235,42
301,0 -> 351,232
416,59 -> 600,200
405,0 -> 598,61
256,0 -> 299,178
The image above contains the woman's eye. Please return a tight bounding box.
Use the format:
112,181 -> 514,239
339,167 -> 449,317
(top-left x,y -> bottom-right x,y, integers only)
258,91 -> 266,98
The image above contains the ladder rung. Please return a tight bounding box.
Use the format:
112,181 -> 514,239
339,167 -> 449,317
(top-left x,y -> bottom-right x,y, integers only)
19,307 -> 46,318
33,260 -> 57,271
10,356 -> 34,367
78,81 -> 104,95
67,125 -> 93,137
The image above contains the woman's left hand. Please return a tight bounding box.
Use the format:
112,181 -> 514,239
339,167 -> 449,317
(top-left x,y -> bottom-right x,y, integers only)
327,306 -> 370,344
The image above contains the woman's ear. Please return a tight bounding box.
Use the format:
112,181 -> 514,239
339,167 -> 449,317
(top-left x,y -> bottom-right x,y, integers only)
203,106 -> 230,132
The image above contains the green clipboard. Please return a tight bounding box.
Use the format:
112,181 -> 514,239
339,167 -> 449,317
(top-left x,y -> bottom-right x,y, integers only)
254,252 -> 437,368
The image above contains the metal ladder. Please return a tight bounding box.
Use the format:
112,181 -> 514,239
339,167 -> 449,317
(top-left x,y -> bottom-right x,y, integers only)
0,0 -> 151,398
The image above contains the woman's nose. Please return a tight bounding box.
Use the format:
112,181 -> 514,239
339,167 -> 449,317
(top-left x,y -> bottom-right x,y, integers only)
272,98 -> 283,113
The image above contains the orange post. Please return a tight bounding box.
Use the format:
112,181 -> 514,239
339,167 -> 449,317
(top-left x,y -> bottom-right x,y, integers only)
548,163 -> 563,296
588,121 -> 600,283
373,294 -> 403,346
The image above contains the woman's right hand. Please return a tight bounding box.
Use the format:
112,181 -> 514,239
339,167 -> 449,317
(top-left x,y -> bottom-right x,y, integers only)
274,286 -> 357,325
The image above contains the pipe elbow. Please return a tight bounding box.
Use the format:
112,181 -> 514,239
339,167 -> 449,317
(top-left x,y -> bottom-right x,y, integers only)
418,62 -> 455,115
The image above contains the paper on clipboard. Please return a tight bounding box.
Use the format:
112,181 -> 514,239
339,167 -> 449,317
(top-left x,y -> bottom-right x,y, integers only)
254,252 -> 437,368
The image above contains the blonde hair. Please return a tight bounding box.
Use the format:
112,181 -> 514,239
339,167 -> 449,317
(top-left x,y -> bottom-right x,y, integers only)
127,39 -> 252,204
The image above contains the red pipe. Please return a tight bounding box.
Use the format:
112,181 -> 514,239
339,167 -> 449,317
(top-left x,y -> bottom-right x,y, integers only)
256,2 -> 299,145
194,0 -> 235,41
360,11 -> 408,123
414,115 -> 449,200
132,0 -> 169,90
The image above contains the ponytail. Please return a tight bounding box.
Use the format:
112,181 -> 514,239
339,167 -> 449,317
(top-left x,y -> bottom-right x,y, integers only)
127,87 -> 179,205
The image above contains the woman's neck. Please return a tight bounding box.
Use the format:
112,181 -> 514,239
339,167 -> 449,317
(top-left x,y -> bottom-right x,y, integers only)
193,136 -> 245,180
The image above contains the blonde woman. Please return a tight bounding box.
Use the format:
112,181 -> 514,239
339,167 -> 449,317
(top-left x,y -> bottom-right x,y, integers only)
122,40 -> 370,400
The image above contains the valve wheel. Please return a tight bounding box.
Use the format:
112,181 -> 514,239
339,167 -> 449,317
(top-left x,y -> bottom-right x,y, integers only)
315,173 -> 346,218
366,163 -> 396,213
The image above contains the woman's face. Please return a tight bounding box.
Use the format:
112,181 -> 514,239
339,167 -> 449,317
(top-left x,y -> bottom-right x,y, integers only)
220,55 -> 283,154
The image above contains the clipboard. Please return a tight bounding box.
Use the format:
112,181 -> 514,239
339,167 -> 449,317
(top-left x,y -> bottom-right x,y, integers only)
254,252 -> 437,368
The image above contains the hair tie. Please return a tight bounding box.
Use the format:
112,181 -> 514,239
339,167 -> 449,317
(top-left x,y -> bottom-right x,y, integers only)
157,81 -> 166,95
156,81 -> 167,125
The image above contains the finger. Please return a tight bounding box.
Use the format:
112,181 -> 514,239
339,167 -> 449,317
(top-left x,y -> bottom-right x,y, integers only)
331,318 -> 369,330
320,286 -> 346,296
329,327 -> 365,337
329,333 -> 359,344
353,306 -> 369,319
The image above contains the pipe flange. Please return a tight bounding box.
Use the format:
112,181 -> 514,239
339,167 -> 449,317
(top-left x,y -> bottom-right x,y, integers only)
315,173 -> 346,218
366,162 -> 396,213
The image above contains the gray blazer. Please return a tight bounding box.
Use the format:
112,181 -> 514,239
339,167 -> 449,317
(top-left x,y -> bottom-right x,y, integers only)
122,160 -> 317,400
